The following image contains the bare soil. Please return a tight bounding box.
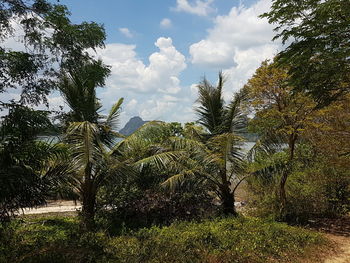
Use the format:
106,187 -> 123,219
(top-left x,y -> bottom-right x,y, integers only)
308,217 -> 350,263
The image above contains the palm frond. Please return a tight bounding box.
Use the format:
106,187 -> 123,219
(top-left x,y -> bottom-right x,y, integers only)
134,150 -> 186,171
224,88 -> 248,133
105,98 -> 124,130
195,73 -> 225,134
162,170 -> 196,191
66,121 -> 103,168
247,132 -> 285,161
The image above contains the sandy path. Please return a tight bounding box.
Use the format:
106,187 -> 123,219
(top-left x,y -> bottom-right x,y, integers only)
308,217 -> 350,263
324,234 -> 350,263
20,200 -> 81,215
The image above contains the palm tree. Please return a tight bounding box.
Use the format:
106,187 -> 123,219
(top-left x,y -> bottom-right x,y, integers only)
59,60 -> 126,230
136,74 -> 248,215
192,73 -> 247,214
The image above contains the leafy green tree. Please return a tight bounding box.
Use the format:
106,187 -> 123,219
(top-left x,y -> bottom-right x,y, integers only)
0,0 -> 107,222
244,60 -> 316,217
262,0 -> 350,105
0,0 -> 106,106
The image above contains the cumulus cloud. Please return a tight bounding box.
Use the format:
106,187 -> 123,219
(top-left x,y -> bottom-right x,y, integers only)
189,0 -> 281,98
173,0 -> 216,16
93,37 -> 186,96
89,37 -> 188,124
118,27 -> 133,38
160,18 -> 172,29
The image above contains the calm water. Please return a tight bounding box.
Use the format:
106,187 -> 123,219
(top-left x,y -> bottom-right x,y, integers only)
242,142 -> 255,153
38,136 -> 256,153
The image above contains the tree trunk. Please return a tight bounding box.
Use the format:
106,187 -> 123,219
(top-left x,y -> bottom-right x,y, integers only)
279,171 -> 288,218
279,134 -> 296,218
81,163 -> 97,231
81,183 -> 96,231
221,185 -> 237,216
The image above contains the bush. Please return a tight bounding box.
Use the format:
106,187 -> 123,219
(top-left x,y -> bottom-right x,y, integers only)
247,167 -> 350,222
247,147 -> 350,222
97,189 -> 218,233
0,216 -> 323,263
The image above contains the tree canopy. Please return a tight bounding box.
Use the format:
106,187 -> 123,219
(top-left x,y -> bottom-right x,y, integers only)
262,0 -> 350,105
0,0 -> 106,106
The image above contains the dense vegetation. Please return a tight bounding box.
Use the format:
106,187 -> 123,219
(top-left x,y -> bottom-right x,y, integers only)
0,216 -> 323,263
0,0 -> 349,262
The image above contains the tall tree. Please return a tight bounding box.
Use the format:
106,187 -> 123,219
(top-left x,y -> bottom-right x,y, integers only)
244,60 -> 316,216
154,74 -> 247,215
0,0 -> 107,222
59,60 -> 125,230
193,74 -> 247,214
0,0 -> 106,106
262,0 -> 350,105
305,94 -> 350,168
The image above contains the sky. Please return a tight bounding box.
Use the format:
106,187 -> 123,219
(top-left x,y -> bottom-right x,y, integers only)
3,0 -> 282,127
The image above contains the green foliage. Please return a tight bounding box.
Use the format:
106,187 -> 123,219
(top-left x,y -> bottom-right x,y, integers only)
0,0 -> 107,106
247,145 -> 350,222
0,106 -> 70,221
262,0 -> 350,104
162,73 -> 249,215
97,121 -> 218,231
58,60 -> 125,230
0,216 -> 323,263
97,186 -> 217,232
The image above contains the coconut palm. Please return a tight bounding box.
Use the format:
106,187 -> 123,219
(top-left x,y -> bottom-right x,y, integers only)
190,73 -> 247,214
133,73 -> 248,215
59,60 -> 127,229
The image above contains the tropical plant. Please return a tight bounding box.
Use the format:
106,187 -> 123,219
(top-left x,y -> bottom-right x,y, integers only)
261,0 -> 350,105
97,121 -> 218,229
146,73 -> 249,215
0,106 -> 70,221
244,60 -> 316,218
59,60 -> 128,230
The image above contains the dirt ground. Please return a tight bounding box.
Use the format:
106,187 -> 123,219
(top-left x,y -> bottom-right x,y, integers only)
308,217 -> 350,263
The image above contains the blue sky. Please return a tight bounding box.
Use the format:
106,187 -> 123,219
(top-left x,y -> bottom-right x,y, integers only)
3,0 -> 281,126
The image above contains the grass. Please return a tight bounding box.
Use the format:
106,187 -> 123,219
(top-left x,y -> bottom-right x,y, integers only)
0,216 -> 325,263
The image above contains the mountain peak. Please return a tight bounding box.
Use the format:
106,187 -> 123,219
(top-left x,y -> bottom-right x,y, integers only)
119,116 -> 148,136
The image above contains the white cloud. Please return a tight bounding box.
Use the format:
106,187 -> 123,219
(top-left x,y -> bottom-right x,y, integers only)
93,37 -> 186,96
189,0 -> 281,98
173,0 -> 216,16
160,18 -> 172,29
90,37 -> 189,125
126,99 -> 138,110
118,27 -> 133,38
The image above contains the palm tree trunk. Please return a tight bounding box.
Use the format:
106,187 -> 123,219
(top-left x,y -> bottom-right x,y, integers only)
81,164 -> 97,231
222,192 -> 236,215
81,182 -> 96,231
220,181 -> 237,216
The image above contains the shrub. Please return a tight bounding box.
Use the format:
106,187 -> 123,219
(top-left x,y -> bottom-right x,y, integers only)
97,186 -> 218,233
0,216 -> 323,263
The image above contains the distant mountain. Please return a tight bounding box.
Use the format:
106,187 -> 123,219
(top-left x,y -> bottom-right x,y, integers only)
119,116 -> 148,136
